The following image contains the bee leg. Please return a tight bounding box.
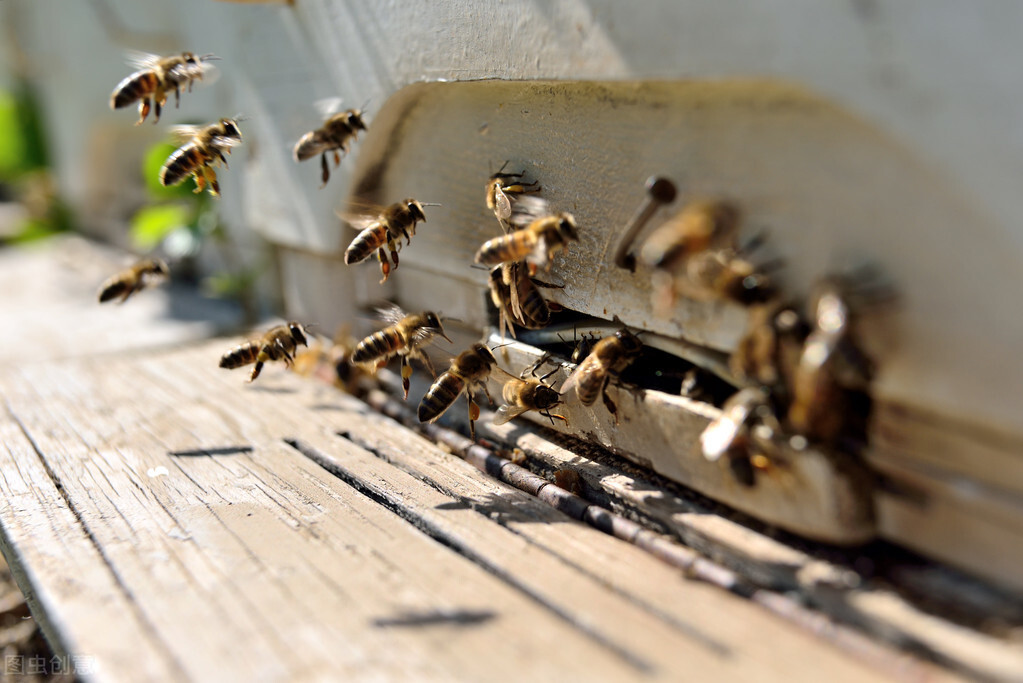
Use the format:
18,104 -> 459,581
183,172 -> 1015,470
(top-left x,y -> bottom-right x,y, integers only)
600,379 -> 620,426
249,361 -> 264,382
543,410 -> 569,426
482,383 -> 495,408
174,85 -> 181,108
205,167 -> 221,197
153,97 -> 163,124
333,150 -> 341,166
387,237 -> 401,269
400,357 -> 413,400
377,249 -> 392,284
320,153 -> 330,186
193,171 -> 206,194
419,353 -> 438,379
137,99 -> 151,126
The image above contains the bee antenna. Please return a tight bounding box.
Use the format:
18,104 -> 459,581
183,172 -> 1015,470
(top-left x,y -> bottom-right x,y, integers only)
419,202 -> 443,207
360,97 -> 372,112
200,54 -> 221,61
232,113 -> 249,123
490,342 -> 515,350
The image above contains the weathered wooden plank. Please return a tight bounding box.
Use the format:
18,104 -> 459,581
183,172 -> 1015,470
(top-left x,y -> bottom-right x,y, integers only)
0,414 -> 182,682
0,348 -> 687,681
132,341 -> 919,680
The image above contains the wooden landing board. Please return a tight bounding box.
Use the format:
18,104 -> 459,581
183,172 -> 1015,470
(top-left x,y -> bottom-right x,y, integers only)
0,339 -> 906,682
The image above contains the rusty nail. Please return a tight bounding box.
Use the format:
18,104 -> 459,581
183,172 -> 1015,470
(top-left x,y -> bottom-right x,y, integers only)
613,176 -> 677,272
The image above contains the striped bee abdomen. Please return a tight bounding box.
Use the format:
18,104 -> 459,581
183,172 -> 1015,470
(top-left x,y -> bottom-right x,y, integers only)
160,145 -> 204,187
418,372 -> 464,423
219,342 -> 259,369
516,279 -> 550,328
293,130 -> 327,162
110,71 -> 158,109
474,233 -> 528,266
344,224 -> 387,265
98,279 -> 131,303
352,328 -> 403,365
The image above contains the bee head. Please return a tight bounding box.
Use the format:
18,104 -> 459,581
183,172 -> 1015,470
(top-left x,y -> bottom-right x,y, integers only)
423,312 -> 453,343
181,52 -> 199,65
346,110 -> 368,132
473,343 -> 497,366
154,259 -> 170,277
287,322 -> 310,348
615,328 -> 644,356
557,213 -> 579,242
220,119 -> 242,139
406,199 -> 428,223
726,272 -> 776,305
534,384 -> 562,410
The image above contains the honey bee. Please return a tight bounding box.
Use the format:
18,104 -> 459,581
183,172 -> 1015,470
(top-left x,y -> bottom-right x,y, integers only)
290,326 -> 369,394
343,198 -> 438,284
485,163 -> 540,228
293,103 -> 367,186
493,361 -> 566,427
787,277 -> 878,447
97,258 -> 170,304
159,118 -> 243,197
700,387 -> 783,487
219,321 -> 310,382
110,51 -> 216,125
474,196 -> 578,273
351,306 -> 452,399
561,327 -> 643,424
488,261 -> 557,340
418,343 -> 497,441
639,200 -> 774,313
730,300 -> 807,398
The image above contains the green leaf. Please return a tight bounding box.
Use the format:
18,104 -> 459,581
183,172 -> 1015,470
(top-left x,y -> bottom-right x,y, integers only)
142,142 -> 198,200
130,203 -> 190,251
0,90 -> 26,178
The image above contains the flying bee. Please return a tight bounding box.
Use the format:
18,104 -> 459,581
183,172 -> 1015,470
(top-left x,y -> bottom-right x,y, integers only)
639,200 -> 774,313
293,102 -> 367,186
159,118 -> 243,197
493,360 -> 566,427
418,343 -> 497,442
351,306 -> 452,399
561,327 -> 643,424
342,198 -> 438,284
485,163 -> 540,229
700,387 -> 784,487
97,258 -> 169,304
474,196 -> 578,274
219,321 -> 310,382
110,51 -> 217,125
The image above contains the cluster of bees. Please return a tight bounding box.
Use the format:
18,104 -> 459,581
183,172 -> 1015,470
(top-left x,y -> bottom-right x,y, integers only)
98,51 -> 890,487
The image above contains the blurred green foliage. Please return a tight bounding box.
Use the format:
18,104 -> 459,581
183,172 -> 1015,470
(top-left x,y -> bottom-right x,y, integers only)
0,80 -> 71,243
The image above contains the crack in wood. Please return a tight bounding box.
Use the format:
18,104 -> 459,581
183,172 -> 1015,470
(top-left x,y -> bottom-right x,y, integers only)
287,436 -> 659,674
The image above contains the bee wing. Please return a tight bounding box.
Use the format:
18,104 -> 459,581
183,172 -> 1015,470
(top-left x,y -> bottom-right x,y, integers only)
337,199 -> 389,229
493,403 -> 529,426
169,125 -> 203,143
171,59 -> 220,86
124,49 -> 162,70
376,303 -> 408,326
315,97 -> 345,119
489,364 -> 520,383
494,188 -> 513,222
558,365 -> 582,399
508,195 -> 551,230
